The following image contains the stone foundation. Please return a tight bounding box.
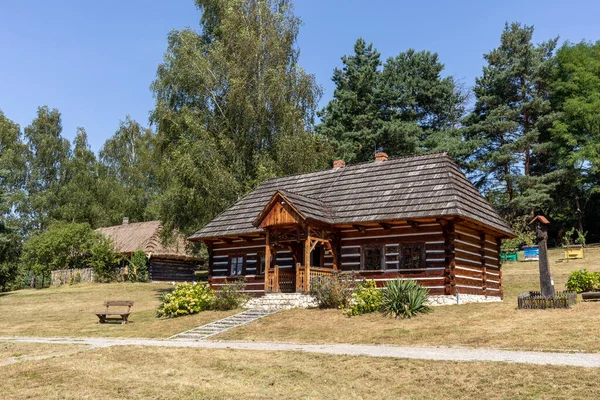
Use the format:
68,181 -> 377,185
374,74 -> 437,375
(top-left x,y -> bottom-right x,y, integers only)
426,294 -> 502,307
244,293 -> 318,310
244,292 -> 502,310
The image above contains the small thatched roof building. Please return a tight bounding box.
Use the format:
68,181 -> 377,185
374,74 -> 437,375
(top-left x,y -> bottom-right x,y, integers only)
97,219 -> 202,282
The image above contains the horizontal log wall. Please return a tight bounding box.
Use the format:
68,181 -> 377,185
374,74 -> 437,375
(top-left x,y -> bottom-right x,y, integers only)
209,275 -> 266,295
454,223 -> 502,297
211,238 -> 267,294
338,223 -> 446,294
149,258 -> 200,282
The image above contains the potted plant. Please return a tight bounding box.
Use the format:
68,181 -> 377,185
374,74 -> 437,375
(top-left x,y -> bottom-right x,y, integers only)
563,228 -> 586,260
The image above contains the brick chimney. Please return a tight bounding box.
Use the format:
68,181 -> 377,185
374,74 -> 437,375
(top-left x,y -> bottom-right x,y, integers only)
375,152 -> 388,162
122,217 -> 129,225
333,159 -> 346,169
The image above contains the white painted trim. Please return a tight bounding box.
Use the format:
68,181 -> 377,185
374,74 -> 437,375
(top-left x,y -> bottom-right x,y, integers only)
426,249 -> 445,253
455,265 -> 482,273
342,232 -> 441,241
428,241 -> 445,245
456,274 -> 483,282
341,245 -> 361,249
454,239 -> 481,251
456,257 -> 482,266
455,230 -> 480,240
426,258 -> 445,262
214,244 -> 265,252
456,284 -> 483,289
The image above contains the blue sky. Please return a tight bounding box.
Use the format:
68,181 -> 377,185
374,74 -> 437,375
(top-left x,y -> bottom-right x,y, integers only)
1,0 -> 600,152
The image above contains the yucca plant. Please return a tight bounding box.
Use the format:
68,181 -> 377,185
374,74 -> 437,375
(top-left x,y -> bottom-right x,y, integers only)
381,279 -> 431,319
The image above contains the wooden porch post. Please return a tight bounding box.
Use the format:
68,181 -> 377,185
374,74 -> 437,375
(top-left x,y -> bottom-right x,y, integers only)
264,232 -> 270,293
304,236 -> 311,292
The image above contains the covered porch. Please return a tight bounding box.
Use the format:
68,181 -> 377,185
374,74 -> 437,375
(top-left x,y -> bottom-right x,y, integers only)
256,190 -> 339,293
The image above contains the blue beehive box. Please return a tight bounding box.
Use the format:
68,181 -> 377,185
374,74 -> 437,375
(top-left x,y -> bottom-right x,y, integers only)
523,245 -> 539,261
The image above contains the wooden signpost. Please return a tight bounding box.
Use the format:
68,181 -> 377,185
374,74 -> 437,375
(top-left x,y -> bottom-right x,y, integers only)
529,216 -> 554,297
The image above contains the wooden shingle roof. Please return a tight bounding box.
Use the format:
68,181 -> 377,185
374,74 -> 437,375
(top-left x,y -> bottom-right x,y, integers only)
189,153 -> 514,240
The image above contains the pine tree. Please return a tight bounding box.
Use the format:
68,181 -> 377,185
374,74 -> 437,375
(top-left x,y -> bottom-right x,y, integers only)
317,38 -> 381,163
466,22 -> 558,214
377,49 -> 467,157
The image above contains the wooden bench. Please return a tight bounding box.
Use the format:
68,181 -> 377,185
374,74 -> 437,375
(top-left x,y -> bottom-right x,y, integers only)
94,300 -> 134,324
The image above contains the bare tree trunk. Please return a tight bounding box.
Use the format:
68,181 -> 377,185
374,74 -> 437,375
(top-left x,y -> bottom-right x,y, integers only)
574,195 -> 584,233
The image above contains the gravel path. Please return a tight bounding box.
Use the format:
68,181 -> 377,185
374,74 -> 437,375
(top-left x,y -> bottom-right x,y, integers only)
1,336 -> 599,368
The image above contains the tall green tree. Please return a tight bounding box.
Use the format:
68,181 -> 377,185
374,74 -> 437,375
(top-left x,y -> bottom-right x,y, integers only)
56,128 -> 105,227
466,22 -> 558,214
22,106 -> 71,231
318,42 -> 467,163
317,38 -> 382,162
377,49 -> 468,157
0,174 -> 22,291
0,111 -> 27,203
151,0 -> 329,233
99,117 -> 158,225
549,41 -> 600,234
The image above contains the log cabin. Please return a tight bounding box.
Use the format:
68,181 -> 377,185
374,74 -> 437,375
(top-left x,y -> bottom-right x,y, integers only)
97,219 -> 202,282
188,152 -> 515,302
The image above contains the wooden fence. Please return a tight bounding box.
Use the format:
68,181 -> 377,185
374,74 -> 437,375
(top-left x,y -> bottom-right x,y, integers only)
51,268 -> 95,285
517,291 -> 577,309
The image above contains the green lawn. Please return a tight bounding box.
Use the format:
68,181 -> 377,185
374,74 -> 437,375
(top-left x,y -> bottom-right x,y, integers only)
0,282 -> 237,338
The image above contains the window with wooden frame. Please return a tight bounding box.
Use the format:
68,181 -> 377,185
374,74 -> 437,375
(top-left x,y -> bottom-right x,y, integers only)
229,255 -> 244,276
362,245 -> 383,270
400,243 -> 425,269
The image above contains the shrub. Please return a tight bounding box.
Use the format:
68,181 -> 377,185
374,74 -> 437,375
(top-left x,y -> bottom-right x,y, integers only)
128,250 -> 149,282
309,272 -> 358,309
214,279 -> 250,310
381,279 -> 431,319
346,280 -> 382,316
21,222 -> 98,285
156,282 -> 215,318
566,269 -> 600,293
88,236 -> 122,283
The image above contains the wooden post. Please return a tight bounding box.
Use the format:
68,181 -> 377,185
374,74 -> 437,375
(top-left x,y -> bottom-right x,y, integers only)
442,221 -> 456,295
273,265 -> 280,293
304,237 -> 311,292
496,238 -> 504,299
479,231 -> 487,296
264,232 -> 270,293
530,216 -> 554,297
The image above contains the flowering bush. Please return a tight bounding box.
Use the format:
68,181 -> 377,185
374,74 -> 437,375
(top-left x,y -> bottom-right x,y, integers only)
346,280 -> 382,316
156,282 -> 215,318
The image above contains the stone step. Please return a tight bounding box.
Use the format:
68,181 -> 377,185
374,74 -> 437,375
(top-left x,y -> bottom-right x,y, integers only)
169,309 -> 278,340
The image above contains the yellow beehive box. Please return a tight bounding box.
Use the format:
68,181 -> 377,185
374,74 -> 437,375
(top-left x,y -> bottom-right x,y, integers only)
564,245 -> 584,259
